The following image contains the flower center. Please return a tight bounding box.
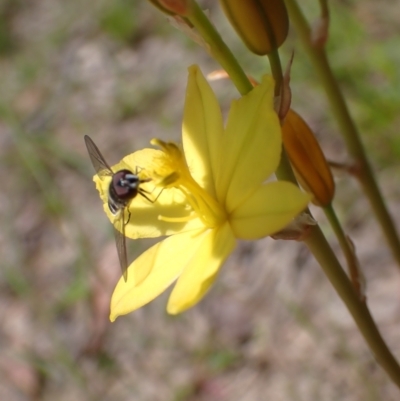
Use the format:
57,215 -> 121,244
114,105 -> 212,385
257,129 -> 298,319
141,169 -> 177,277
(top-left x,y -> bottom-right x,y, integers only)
150,139 -> 226,228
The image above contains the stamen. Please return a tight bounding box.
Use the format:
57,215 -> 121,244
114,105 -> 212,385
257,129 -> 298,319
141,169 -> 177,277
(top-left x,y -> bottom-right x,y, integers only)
178,186 -> 216,228
150,138 -> 227,229
158,213 -> 198,223
182,180 -> 226,226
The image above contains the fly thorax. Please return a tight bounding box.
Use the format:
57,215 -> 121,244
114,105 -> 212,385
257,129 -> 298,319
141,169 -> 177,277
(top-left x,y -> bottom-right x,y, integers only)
110,170 -> 139,200
108,169 -> 140,216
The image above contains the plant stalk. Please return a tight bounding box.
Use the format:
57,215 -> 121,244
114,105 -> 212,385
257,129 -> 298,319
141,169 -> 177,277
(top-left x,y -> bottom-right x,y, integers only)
284,0 -> 400,268
188,1 -> 253,96
304,226 -> 400,389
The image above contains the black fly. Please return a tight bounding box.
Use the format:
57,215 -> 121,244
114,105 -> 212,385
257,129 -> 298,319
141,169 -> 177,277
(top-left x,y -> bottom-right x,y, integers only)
84,135 -> 152,282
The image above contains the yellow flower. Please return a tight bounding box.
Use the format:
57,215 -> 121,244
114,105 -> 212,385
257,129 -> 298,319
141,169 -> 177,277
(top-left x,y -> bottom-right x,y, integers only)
94,65 -> 311,320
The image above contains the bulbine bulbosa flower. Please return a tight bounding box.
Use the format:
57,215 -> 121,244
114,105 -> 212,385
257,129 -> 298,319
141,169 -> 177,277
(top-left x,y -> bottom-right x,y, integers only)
93,65 -> 310,320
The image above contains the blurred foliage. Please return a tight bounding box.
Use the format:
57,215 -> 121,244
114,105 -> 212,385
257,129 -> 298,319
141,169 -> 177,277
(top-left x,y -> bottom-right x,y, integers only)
0,0 -> 19,55
100,0 -> 139,43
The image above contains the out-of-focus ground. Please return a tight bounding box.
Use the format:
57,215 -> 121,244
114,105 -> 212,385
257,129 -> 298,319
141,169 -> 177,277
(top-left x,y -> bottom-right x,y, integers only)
1,0 -> 400,400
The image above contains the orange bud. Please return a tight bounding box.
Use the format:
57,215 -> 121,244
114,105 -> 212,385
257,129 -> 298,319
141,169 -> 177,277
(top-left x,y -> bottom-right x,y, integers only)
282,109 -> 335,206
219,0 -> 289,55
147,0 -> 190,16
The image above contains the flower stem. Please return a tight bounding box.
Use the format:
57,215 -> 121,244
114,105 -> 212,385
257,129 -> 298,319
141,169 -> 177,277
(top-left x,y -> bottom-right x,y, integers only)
318,0 -> 329,19
187,1 -> 253,96
324,203 -> 364,299
267,48 -> 283,97
283,0 -> 400,268
304,225 -> 400,389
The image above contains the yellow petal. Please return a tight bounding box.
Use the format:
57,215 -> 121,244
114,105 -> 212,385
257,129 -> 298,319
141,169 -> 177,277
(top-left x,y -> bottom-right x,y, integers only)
110,228 -> 207,321
230,181 -> 311,240
216,75 -> 281,211
167,222 -> 236,314
120,189 -> 204,238
182,65 -> 224,198
121,148 -> 162,171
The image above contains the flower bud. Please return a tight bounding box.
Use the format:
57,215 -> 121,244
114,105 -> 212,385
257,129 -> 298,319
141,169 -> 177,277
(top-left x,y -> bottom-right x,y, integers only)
282,109 -> 335,206
219,0 -> 289,55
147,0 -> 190,16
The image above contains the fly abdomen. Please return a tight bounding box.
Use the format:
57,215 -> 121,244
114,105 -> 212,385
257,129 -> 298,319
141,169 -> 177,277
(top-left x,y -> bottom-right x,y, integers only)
108,198 -> 121,215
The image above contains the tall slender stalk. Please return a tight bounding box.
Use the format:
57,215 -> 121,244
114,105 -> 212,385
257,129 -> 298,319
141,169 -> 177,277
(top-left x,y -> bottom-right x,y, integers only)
304,225 -> 400,389
284,0 -> 400,268
324,203 -> 364,299
188,2 -> 253,96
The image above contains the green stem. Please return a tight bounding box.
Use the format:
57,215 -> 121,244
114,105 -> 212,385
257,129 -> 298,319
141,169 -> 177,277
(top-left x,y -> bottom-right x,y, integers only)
304,226 -> 400,389
284,0 -> 400,268
318,0 -> 329,19
324,203 -> 364,298
266,48 -> 295,184
267,48 -> 283,97
188,1 -> 253,96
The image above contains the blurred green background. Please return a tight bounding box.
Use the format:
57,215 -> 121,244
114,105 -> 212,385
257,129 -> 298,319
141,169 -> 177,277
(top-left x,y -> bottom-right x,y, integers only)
1,0 -> 400,400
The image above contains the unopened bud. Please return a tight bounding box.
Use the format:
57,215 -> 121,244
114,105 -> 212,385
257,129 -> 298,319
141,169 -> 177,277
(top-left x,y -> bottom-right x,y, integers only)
282,109 -> 335,206
219,0 -> 289,55
147,0 -> 190,16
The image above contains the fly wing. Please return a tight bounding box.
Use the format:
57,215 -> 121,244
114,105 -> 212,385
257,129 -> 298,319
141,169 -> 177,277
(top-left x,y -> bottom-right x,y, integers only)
113,211 -> 128,282
84,135 -> 113,179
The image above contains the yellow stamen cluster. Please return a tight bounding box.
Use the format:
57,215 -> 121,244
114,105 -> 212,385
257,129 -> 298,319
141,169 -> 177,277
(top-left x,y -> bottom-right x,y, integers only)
150,139 -> 226,228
